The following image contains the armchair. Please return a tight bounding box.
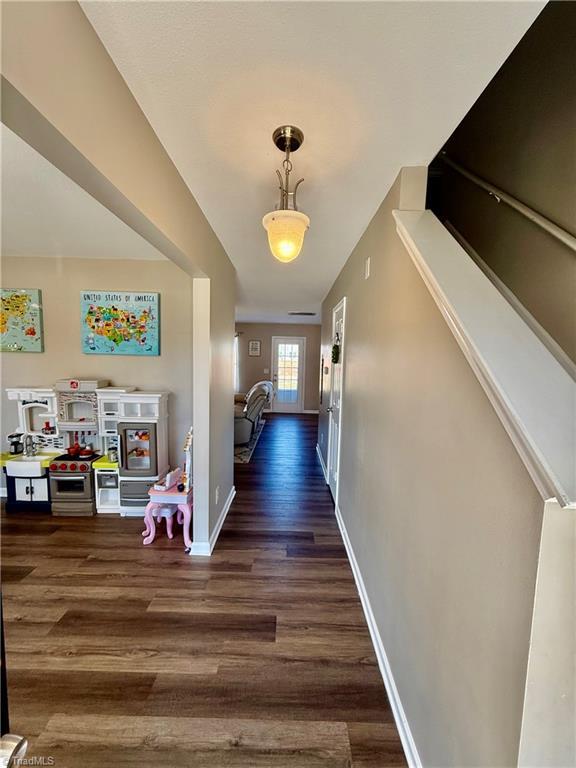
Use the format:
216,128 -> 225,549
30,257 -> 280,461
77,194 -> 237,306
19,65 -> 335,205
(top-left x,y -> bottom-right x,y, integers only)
234,380 -> 273,445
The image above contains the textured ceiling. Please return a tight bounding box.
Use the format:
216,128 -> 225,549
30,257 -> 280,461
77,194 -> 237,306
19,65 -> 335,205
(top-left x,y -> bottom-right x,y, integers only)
1,125 -> 166,261
77,2 -> 542,321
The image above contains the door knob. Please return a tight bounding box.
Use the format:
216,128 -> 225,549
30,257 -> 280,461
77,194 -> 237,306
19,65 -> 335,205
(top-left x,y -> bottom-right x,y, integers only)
326,406 -> 333,413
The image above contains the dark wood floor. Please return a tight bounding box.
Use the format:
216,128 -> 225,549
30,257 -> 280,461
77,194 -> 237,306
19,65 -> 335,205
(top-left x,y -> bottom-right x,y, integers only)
1,413 -> 406,767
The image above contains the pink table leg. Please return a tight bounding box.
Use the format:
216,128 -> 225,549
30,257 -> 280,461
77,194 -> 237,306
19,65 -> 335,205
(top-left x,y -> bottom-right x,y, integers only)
142,504 -> 153,537
166,512 -> 175,539
177,502 -> 193,551
143,501 -> 158,545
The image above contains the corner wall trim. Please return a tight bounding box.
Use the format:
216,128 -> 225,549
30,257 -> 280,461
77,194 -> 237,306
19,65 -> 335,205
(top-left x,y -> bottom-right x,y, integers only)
334,503 -> 422,767
189,540 -> 211,556
316,443 -> 328,483
189,485 -> 236,557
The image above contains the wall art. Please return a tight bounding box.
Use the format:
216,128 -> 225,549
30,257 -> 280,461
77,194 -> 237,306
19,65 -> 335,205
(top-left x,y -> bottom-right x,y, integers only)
0,288 -> 44,352
81,291 -> 160,356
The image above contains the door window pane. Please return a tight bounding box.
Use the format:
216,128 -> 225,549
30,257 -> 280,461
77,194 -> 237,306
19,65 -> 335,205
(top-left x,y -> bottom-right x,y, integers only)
277,343 -> 299,403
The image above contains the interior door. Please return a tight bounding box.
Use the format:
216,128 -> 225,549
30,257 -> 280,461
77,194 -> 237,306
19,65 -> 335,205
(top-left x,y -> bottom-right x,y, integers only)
271,336 -> 306,413
328,298 -> 346,500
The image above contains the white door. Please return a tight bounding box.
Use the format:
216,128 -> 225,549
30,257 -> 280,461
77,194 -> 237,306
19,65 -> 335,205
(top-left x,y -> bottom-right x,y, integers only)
15,478 -> 30,502
271,336 -> 306,413
327,298 -> 346,500
30,477 -> 49,502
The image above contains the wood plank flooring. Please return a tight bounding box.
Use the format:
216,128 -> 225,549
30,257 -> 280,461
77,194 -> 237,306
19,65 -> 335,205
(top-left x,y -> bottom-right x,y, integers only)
1,413 -> 406,766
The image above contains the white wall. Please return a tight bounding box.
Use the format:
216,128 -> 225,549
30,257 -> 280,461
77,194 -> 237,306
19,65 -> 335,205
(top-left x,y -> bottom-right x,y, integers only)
318,169 -> 543,766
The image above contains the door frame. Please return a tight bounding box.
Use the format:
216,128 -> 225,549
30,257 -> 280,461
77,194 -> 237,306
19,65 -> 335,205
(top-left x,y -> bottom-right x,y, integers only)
327,297 -> 346,505
271,335 -> 307,413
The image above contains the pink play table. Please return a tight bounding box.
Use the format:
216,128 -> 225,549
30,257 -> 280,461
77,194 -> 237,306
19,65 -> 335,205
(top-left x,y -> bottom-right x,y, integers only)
143,484 -> 193,551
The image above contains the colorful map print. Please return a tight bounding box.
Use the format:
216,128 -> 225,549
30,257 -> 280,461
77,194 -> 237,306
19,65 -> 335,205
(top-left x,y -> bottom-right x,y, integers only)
0,289 -> 44,352
80,291 -> 160,356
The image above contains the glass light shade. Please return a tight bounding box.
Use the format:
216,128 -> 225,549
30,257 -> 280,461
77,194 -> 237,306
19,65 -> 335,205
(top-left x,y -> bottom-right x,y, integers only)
262,210 -> 310,263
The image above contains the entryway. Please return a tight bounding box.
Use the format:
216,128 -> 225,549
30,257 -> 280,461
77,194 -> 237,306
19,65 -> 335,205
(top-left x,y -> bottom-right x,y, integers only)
271,336 -> 306,413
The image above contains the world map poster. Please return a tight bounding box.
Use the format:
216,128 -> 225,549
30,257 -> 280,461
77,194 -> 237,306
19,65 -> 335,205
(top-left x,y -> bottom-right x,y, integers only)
80,291 -> 160,356
0,288 -> 44,352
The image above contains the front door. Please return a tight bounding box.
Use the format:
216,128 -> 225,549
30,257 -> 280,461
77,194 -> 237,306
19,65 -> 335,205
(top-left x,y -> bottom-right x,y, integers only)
271,336 -> 306,413
328,298 -> 346,501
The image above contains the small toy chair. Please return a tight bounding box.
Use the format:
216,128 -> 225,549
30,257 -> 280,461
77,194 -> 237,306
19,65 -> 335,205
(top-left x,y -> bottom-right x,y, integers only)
142,493 -> 193,551
142,505 -> 183,542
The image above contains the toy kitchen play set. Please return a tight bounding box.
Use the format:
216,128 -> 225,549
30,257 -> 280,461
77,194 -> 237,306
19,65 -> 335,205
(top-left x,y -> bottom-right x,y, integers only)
2,379 -> 168,516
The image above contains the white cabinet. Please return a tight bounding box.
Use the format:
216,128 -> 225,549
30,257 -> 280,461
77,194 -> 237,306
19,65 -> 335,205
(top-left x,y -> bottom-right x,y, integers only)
98,417 -> 119,436
96,390 -> 168,439
15,478 -> 29,501
15,477 -> 49,502
95,469 -> 120,513
100,400 -> 120,416
119,395 -> 166,421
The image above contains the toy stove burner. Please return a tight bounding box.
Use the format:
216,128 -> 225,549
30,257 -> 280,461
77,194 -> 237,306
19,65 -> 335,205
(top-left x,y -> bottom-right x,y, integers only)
49,453 -> 101,473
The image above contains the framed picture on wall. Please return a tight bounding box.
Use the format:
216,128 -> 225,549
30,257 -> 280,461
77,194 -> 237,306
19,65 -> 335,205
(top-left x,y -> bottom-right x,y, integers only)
0,288 -> 44,352
248,340 -> 261,357
80,290 -> 160,355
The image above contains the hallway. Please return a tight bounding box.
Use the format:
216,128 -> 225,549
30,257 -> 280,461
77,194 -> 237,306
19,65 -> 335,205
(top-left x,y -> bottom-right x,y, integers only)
2,414 -> 405,766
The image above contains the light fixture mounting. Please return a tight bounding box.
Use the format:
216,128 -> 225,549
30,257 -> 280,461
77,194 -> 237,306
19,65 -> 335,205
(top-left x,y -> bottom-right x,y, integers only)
262,125 -> 310,264
272,125 -> 304,153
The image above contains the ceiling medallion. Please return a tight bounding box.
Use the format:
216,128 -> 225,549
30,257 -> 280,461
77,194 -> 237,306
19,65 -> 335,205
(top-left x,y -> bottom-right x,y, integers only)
262,125 -> 310,264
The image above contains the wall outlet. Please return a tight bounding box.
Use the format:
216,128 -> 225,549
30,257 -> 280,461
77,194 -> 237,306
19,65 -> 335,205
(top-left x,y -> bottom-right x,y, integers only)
264,368 -> 270,374
365,256 -> 371,280
215,485 -> 220,506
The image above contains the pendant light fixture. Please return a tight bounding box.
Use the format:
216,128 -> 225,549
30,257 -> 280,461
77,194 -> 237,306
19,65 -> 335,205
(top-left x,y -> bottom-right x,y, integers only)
262,125 -> 310,263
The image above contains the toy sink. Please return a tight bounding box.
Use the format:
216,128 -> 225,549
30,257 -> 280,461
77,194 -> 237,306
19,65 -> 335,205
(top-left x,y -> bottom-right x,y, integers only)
5,454 -> 56,477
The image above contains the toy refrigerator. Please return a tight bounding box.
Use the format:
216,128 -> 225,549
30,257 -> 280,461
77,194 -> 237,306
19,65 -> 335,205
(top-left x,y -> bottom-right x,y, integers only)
119,423 -> 159,478
117,412 -> 168,511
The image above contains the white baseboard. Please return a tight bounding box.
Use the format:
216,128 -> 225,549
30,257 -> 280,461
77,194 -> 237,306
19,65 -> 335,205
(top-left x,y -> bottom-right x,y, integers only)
189,541 -> 211,556
210,485 -> 236,551
120,507 -> 146,518
316,443 -> 328,483
334,502 -> 422,767
190,485 -> 236,557
265,408 -> 319,415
